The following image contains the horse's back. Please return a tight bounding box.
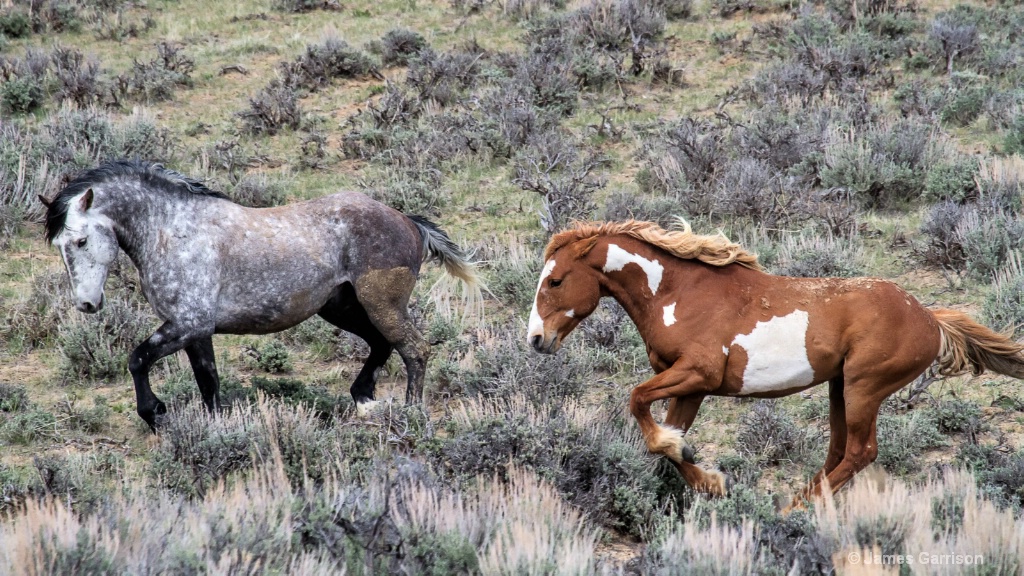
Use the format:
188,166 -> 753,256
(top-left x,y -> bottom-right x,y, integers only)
788,275 -> 942,382
206,191 -> 424,333
717,273 -> 941,394
241,191 -> 424,272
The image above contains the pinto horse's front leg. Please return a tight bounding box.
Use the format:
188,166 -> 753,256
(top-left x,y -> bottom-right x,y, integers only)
129,322 -> 209,431
629,369 -> 728,496
665,394 -> 707,463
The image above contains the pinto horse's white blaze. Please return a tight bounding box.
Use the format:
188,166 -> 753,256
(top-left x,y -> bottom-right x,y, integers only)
662,303 -> 677,327
731,309 -> 815,394
527,259 -> 557,343
603,243 -> 663,295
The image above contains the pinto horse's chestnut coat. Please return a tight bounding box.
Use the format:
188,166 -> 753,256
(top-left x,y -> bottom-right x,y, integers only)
528,220 -> 1024,507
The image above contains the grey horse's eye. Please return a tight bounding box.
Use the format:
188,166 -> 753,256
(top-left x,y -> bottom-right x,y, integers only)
76,238 -> 87,248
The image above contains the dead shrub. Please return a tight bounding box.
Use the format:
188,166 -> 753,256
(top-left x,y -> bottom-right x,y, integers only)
238,79 -> 303,135
111,42 -> 194,105
406,48 -> 481,107
370,28 -> 428,66
513,131 -> 608,233
50,45 -> 103,107
281,35 -> 380,91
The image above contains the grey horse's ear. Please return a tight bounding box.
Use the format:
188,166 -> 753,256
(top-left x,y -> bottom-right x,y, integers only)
80,188 -> 94,211
38,194 -> 52,208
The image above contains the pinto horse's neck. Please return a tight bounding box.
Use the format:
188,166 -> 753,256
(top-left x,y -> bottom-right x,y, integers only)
582,235 -> 728,341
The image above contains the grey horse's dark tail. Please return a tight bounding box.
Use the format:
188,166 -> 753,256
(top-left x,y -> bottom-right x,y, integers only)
408,215 -> 484,317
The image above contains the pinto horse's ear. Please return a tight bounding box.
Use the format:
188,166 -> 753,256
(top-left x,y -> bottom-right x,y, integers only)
38,194 -> 53,208
79,188 -> 94,211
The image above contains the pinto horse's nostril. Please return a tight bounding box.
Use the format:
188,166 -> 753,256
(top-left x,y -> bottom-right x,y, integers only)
530,334 -> 543,351
81,301 -> 98,313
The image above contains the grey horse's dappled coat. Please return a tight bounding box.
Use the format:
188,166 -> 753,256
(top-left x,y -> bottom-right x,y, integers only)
43,160 -> 481,430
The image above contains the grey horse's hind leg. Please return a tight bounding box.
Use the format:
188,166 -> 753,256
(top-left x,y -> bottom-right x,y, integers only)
184,336 -> 220,412
317,283 -> 394,406
354,268 -> 430,404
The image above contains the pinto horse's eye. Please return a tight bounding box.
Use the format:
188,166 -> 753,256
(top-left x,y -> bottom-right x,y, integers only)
75,238 -> 88,248
549,278 -> 562,288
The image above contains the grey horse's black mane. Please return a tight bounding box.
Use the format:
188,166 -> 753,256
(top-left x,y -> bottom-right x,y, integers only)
44,159 -> 229,243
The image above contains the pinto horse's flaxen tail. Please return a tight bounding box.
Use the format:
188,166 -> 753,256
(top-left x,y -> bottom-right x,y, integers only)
408,215 -> 484,317
932,309 -> 1024,378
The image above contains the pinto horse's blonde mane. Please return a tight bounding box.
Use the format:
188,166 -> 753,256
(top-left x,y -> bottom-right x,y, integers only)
544,219 -> 763,271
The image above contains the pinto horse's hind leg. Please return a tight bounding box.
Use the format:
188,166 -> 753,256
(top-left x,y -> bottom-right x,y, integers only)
822,376 -> 848,477
788,376 -> 847,511
318,285 -> 394,408
794,366 -> 923,509
184,336 -> 220,412
354,268 -> 430,405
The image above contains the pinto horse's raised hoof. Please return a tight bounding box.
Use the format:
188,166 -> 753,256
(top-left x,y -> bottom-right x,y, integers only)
700,469 -> 730,497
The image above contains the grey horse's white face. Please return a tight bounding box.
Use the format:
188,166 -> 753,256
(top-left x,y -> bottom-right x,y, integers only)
51,189 -> 119,314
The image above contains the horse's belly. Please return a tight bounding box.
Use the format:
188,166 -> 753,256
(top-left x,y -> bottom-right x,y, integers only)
214,285 -> 334,334
729,309 -> 817,395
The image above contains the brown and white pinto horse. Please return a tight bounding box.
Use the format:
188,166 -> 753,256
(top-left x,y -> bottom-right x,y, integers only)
527,220 -> 1024,508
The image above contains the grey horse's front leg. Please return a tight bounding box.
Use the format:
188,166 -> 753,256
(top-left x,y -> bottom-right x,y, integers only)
184,336 -> 221,412
129,322 -> 209,431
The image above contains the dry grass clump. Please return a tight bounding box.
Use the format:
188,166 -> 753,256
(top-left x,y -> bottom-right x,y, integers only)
819,469 -> 1024,575
772,232 -> 864,278
151,395 -> 336,496
429,393 -> 675,538
0,105 -> 175,239
1,270 -> 71,352
984,252 -> 1024,339
0,411 -> 601,575
394,466 -> 601,575
645,469 -> 1024,574
644,518 -> 761,575
734,400 -> 819,465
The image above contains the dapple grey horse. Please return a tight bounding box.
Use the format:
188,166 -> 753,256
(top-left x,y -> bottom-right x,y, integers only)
41,160 -> 481,430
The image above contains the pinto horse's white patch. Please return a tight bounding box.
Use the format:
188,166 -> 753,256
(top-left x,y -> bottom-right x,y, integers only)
663,303 -> 677,327
565,309 -> 575,318
527,259 -> 557,343
731,310 -> 815,394
603,244 -> 663,295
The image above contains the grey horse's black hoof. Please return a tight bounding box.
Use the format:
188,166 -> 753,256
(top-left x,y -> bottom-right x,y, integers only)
141,400 -> 168,433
